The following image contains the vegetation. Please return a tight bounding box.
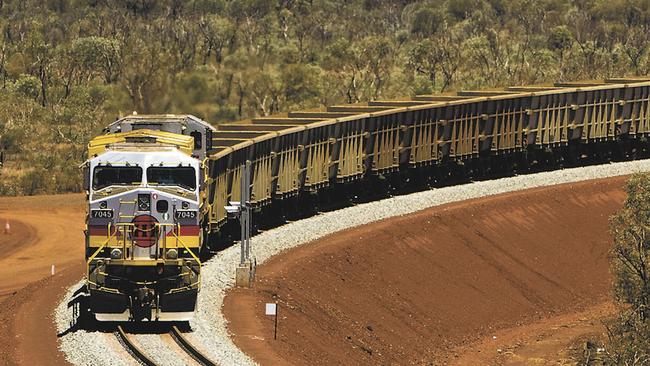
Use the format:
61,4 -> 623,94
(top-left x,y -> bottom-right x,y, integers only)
1,0 -> 650,195
601,174 -> 650,364
582,174 -> 650,365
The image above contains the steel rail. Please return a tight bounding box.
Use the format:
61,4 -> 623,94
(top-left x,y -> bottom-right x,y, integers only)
169,325 -> 217,366
115,325 -> 159,366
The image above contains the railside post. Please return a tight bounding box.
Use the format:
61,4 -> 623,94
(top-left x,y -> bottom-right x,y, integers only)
245,159 -> 252,262
236,160 -> 255,287
240,161 -> 247,266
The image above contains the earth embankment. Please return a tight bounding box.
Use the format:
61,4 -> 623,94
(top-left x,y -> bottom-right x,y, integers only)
0,193 -> 84,365
224,177 -> 626,365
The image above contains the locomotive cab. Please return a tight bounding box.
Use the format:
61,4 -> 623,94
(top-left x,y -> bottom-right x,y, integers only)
84,135 -> 203,321
104,114 -> 216,159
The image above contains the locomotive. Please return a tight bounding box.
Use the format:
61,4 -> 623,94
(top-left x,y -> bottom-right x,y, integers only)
84,115 -> 214,321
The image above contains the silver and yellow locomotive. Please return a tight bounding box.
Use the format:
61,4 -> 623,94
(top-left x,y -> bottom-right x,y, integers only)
84,115 -> 214,321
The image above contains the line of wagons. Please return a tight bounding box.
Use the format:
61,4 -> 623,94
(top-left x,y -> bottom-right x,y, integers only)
196,77 -> 650,234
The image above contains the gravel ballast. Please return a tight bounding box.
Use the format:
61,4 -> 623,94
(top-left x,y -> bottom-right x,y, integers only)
54,281 -> 135,366
56,160 -> 650,365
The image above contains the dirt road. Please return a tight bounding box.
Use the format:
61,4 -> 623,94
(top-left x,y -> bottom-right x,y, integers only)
0,193 -> 85,365
223,177 -> 627,365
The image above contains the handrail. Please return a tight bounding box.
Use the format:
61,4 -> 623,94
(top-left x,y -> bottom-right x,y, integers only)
86,229 -> 118,276
88,222 -> 199,262
171,224 -> 201,266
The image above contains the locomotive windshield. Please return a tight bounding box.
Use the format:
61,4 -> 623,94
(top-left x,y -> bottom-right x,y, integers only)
147,167 -> 196,190
93,166 -> 143,190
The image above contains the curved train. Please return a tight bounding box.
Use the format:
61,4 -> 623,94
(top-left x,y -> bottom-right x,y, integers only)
84,77 -> 650,321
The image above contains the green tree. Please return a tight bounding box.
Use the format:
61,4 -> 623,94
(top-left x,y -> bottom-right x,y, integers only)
198,15 -> 234,64
70,36 -> 122,83
1,0 -> 650,196
605,173 -> 650,363
410,7 -> 442,36
13,73 -> 40,99
282,63 -> 322,108
447,0 -> 481,20
610,174 -> 650,319
408,39 -> 442,90
548,26 -> 572,51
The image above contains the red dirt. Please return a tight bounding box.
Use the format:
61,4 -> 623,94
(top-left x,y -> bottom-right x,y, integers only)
0,193 -> 85,366
488,301 -> 615,365
223,177 -> 628,365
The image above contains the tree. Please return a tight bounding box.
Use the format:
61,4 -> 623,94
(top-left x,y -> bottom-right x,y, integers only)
610,173 -> 650,319
13,73 -> 40,99
410,7 -> 442,36
447,0 -> 481,20
281,63 -> 322,108
22,31 -> 52,106
606,173 -> 650,363
548,26 -> 572,52
0,42 -> 9,88
70,36 -> 121,84
361,36 -> 394,99
198,15 -> 234,64
408,39 -> 442,91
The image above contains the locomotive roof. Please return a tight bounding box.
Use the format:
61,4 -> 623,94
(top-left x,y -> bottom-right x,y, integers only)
88,129 -> 194,158
106,114 -> 216,132
90,149 -> 198,167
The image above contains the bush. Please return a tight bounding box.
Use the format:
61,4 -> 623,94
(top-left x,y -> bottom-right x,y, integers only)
13,74 -> 40,99
411,7 -> 443,36
19,169 -> 47,196
548,26 -> 573,51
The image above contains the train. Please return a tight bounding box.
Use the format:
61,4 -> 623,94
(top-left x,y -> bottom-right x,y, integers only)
84,77 -> 650,321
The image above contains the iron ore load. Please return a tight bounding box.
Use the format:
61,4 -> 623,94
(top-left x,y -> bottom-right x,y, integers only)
83,77 -> 650,321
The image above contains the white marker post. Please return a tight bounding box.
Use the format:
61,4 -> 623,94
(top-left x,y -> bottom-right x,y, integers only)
51,264 -> 55,275
265,303 -> 278,340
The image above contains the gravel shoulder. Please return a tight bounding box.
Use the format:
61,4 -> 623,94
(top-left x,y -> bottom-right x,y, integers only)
56,160 -> 650,365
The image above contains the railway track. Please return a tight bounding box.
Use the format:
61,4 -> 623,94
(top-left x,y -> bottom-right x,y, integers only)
115,326 -> 157,366
116,325 -> 217,366
169,326 -> 217,366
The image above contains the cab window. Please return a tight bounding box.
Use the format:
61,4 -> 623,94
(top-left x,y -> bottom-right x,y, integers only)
190,131 -> 202,149
147,167 -> 196,190
93,166 -> 142,190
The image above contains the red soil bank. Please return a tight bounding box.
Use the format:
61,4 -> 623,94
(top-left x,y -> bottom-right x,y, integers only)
224,177 -> 627,365
0,193 -> 85,365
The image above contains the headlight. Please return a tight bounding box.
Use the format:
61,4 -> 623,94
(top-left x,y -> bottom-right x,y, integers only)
110,248 -> 123,259
181,201 -> 190,209
166,248 -> 178,259
99,201 -> 108,209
